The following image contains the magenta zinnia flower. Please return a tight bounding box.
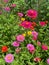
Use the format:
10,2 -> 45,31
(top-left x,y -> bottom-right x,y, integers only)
32,31 -> 38,40
5,54 -> 14,63
16,35 -> 25,42
20,21 -> 32,29
26,9 -> 38,19
12,41 -> 20,47
4,7 -> 10,12
27,44 -> 35,53
42,44 -> 48,51
39,21 -> 46,26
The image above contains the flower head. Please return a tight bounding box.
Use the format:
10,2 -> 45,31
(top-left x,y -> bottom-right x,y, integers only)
3,0 -> 8,3
27,44 -> 35,53
15,48 -> 21,54
20,21 -> 32,29
46,58 -> 49,64
12,41 -> 20,47
18,12 -> 23,17
39,21 -> 46,26
4,7 -> 10,12
11,4 -> 16,7
34,57 -> 41,62
16,35 -> 25,42
32,31 -> 38,40
2,46 -> 8,52
27,31 -> 32,35
26,9 -> 38,19
5,54 -> 14,63
21,18 -> 25,21
42,44 -> 48,51
37,41 -> 41,46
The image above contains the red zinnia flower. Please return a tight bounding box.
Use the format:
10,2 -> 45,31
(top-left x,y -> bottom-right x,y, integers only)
1,46 -> 8,52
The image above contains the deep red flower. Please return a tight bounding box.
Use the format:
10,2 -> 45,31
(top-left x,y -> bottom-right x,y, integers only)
2,46 -> 8,52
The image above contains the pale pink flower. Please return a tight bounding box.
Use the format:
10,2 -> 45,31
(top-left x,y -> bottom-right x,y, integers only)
42,44 -> 48,51
18,12 -> 23,17
26,9 -> 38,19
16,35 -> 25,42
46,58 -> 49,64
5,54 -> 14,63
12,41 -> 20,47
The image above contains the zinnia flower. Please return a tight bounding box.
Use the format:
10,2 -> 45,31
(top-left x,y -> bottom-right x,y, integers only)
16,35 -> 25,42
5,54 -> 14,63
12,41 -> 20,47
39,21 -> 46,26
2,46 -> 8,52
15,48 -> 21,54
46,58 -> 49,64
21,18 -> 25,21
3,0 -> 8,3
4,7 -> 10,12
27,31 -> 32,35
27,44 -> 35,54
32,31 -> 38,40
20,21 -> 32,29
37,41 -> 41,46
11,4 -> 16,7
18,12 -> 23,17
26,9 -> 38,19
34,57 -> 41,62
42,44 -> 48,51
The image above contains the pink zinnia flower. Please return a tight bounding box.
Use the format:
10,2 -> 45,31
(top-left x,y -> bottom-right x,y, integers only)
26,9 -> 38,19
39,21 -> 46,26
46,58 -> 49,64
11,4 -> 16,7
27,44 -> 35,53
42,44 -> 48,51
16,35 -> 25,42
18,12 -> 23,17
12,41 -> 20,47
32,31 -> 38,40
4,7 -> 10,12
20,21 -> 32,29
3,0 -> 8,3
5,54 -> 14,63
